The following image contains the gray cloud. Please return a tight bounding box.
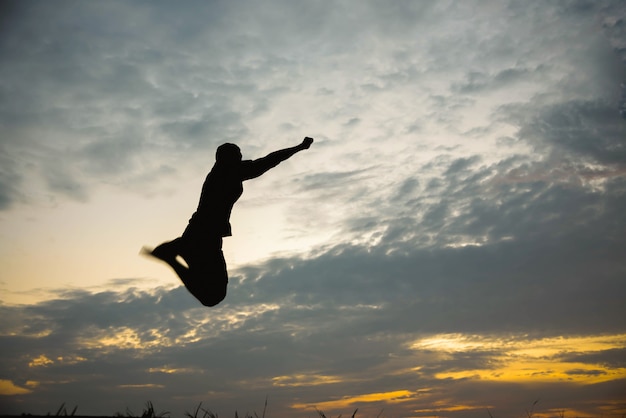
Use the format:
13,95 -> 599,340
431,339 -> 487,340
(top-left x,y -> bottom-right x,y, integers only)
562,348 -> 626,368
0,1 -> 283,207
0,148 -> 22,210
493,87 -> 625,167
452,67 -> 541,94
2,1 -> 626,417
2,0 -> 624,210
2,205 -> 625,414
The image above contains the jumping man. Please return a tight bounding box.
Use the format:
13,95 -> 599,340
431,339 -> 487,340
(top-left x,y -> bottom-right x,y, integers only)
143,137 -> 314,307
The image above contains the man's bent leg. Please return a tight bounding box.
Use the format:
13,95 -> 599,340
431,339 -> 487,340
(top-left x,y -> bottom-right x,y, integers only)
183,258 -> 228,306
180,237 -> 229,307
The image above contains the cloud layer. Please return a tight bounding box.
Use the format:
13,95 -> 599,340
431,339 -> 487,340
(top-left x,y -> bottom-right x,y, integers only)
1,0 -> 626,417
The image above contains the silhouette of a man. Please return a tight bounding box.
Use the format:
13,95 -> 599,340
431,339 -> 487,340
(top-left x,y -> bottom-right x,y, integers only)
145,137 -> 314,307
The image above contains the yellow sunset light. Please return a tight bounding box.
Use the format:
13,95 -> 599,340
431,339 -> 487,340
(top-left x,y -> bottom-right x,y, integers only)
0,379 -> 32,395
291,390 -> 415,410
272,373 -> 344,387
411,333 -> 626,384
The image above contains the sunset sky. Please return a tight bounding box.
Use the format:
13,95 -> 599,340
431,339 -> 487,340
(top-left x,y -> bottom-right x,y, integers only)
1,1 -> 626,417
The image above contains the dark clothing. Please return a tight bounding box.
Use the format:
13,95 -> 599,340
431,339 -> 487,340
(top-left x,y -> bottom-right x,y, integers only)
176,153 -> 288,306
186,156 -> 285,237
177,235 -> 227,307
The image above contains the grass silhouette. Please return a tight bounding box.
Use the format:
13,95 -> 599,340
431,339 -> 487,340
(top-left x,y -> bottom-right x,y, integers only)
5,399 -> 596,418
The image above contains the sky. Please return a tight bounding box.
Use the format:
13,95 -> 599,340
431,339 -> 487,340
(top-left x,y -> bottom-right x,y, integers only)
1,1 -> 626,417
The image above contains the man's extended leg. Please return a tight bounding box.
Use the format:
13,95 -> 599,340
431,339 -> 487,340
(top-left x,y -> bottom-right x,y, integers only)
142,237 -> 192,282
149,237 -> 182,263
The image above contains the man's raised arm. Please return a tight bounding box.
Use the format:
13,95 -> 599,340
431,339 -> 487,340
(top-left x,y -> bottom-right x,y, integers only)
242,137 -> 313,180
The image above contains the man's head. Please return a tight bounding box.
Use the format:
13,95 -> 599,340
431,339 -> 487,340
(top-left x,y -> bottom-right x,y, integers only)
216,143 -> 242,164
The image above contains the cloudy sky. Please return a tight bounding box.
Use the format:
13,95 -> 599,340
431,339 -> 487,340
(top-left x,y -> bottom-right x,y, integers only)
1,1 -> 626,417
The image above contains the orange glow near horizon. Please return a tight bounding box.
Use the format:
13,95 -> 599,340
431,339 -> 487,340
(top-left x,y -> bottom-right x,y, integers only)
412,402 -> 490,416
14,330 -> 626,417
272,373 -> 345,387
291,389 -> 416,411
147,366 -> 198,375
411,333 -> 626,384
435,360 -> 626,384
0,379 -> 32,396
